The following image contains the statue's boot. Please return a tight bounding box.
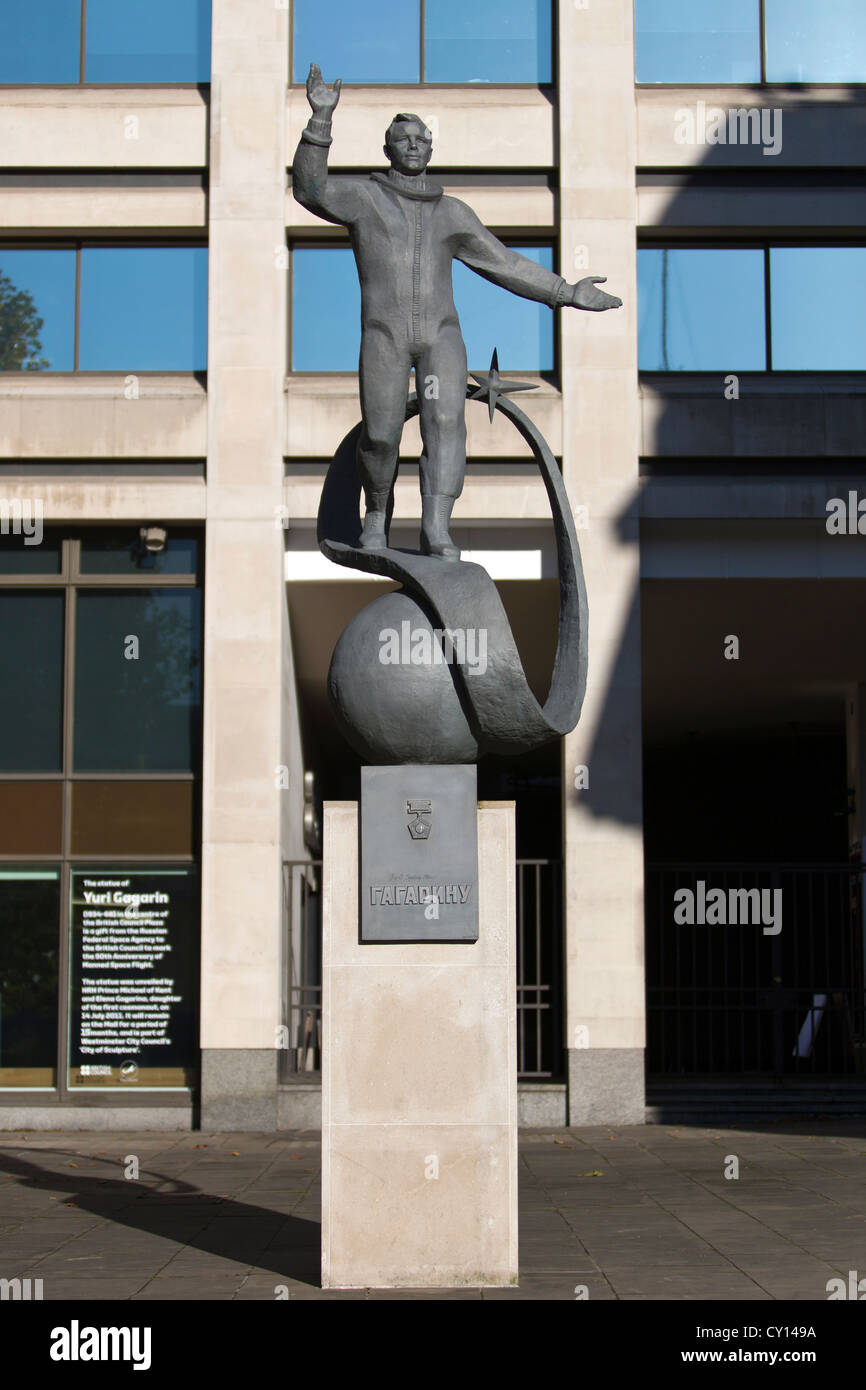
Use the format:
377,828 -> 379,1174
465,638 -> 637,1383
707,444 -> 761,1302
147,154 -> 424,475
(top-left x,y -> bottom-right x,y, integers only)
358,504 -> 388,551
420,495 -> 460,560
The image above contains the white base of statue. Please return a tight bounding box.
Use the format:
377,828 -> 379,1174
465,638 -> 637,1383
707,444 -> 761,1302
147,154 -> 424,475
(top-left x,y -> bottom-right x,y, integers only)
321,799 -> 518,1288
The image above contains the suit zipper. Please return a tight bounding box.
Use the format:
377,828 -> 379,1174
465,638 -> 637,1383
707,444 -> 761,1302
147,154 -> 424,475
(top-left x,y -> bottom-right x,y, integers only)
412,200 -> 422,346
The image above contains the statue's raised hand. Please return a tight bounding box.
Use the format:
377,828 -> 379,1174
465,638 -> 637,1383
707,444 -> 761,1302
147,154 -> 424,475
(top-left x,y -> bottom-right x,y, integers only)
306,63 -> 342,115
571,276 -> 622,311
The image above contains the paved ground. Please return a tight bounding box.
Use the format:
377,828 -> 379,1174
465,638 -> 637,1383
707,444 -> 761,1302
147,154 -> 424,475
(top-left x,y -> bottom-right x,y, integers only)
1,1122 -> 864,1300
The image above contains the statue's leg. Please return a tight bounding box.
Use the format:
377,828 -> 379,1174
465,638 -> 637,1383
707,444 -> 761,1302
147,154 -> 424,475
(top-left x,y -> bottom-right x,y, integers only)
357,327 -> 409,551
416,326 -> 467,561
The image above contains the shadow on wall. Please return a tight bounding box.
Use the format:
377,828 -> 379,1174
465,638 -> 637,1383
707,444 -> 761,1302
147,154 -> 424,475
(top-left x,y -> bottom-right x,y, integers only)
572,82 -> 866,838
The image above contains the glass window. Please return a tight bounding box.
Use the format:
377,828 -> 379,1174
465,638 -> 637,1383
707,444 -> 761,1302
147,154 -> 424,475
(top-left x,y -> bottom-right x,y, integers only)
80,530 -> 199,575
71,782 -> 194,855
0,591 -> 65,772
79,247 -> 207,371
292,0 -> 419,84
0,784 -> 63,856
454,245 -> 554,369
638,247 -> 766,370
84,0 -> 211,83
0,532 -> 62,574
635,0 -> 761,84
292,247 -> 360,371
74,589 -> 202,772
292,0 -> 551,83
0,869 -> 60,1089
0,2 -> 80,84
0,0 -> 210,85
292,243 -> 554,372
770,248 -> 866,370
0,249 -> 76,372
764,0 -> 866,83
425,0 -> 552,83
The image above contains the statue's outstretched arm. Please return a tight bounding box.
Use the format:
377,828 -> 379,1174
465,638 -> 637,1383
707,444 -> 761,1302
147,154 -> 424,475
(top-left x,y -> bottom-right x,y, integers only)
291,63 -> 363,227
454,202 -> 621,311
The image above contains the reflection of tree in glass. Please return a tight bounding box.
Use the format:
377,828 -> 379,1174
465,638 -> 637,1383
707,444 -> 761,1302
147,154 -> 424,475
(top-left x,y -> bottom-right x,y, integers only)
0,271 -> 49,370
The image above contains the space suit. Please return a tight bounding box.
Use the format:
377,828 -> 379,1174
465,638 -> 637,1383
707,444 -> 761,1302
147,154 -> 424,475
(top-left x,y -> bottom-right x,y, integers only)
292,113 -> 577,557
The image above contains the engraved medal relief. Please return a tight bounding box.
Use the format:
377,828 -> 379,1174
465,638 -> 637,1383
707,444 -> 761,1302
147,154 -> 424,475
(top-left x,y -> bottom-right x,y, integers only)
406,799 -> 433,840
361,767 -> 477,942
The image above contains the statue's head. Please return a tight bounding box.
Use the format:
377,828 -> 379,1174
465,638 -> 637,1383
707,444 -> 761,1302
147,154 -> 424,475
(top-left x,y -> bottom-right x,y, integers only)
384,113 -> 433,175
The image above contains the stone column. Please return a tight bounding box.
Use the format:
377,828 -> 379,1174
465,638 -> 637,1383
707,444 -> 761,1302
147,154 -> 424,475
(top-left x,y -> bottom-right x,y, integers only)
199,0 -> 290,1129
558,0 -> 646,1123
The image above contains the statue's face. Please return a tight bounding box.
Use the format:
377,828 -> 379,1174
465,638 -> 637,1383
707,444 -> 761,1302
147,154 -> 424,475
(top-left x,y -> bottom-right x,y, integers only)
385,121 -> 433,175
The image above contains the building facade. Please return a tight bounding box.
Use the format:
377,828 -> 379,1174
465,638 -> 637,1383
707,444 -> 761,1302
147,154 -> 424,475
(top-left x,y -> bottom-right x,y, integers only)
1,0 -> 864,1130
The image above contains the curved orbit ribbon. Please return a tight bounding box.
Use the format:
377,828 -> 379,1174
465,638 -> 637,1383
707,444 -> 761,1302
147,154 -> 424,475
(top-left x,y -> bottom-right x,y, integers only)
317,388 -> 588,757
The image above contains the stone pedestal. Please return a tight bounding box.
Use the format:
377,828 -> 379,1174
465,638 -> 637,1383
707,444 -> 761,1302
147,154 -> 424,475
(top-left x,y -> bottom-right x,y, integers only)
322,800 -> 518,1289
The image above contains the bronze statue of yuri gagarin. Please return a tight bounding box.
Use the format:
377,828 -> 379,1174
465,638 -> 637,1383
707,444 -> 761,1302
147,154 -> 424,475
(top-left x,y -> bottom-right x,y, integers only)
293,64 -> 621,560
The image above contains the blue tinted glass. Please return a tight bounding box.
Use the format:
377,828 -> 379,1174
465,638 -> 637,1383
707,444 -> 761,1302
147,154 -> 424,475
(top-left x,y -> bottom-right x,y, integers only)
425,0 -> 551,82
454,245 -> 553,370
635,0 -> 760,83
79,247 -> 207,370
765,0 -> 866,82
292,244 -> 553,371
770,249 -> 866,370
292,0 -> 418,83
292,246 -> 360,371
0,250 -> 76,372
85,0 -> 211,82
0,591 -> 64,772
74,589 -> 202,772
0,1 -> 80,83
638,248 -> 766,370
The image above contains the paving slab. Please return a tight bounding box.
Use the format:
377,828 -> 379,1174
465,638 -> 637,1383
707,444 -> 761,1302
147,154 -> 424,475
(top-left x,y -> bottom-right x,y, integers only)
1,1121 -> 864,1300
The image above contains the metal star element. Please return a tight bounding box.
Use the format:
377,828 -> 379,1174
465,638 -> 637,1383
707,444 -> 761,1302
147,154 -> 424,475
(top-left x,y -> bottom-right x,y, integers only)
468,347 -> 538,423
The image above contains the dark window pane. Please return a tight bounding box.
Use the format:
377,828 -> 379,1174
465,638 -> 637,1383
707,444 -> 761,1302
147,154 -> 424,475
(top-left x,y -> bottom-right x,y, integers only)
0,1 -> 80,84
770,248 -> 866,370
635,0 -> 760,84
425,0 -> 551,83
74,589 -> 202,772
292,243 -> 554,372
293,0 -> 419,83
0,784 -> 63,856
78,247 -> 208,371
0,869 -> 60,1089
85,0 -> 211,83
638,247 -> 766,371
0,249 -> 76,372
0,591 -> 64,772
71,781 -> 194,855
0,530 -> 62,574
80,530 -> 199,575
765,0 -> 866,82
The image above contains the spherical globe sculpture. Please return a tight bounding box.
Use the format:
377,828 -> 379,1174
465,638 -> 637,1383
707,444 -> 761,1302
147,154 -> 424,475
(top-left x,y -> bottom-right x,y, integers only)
327,589 -> 479,765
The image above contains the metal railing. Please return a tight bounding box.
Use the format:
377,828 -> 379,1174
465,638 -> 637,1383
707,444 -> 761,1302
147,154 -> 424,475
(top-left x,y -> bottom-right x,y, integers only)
646,863 -> 866,1077
282,857 -> 564,1081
